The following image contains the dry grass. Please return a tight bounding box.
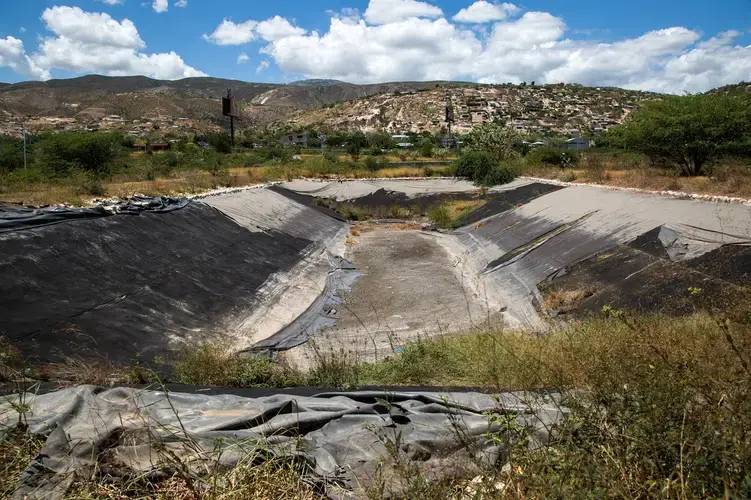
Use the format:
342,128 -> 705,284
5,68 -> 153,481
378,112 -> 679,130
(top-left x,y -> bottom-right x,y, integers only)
525,153 -> 751,199
445,199 -> 485,215
353,312 -> 751,497
0,162 -> 449,207
0,427 -> 45,498
542,286 -> 597,311
2,311 -> 750,498
427,199 -> 486,229
355,221 -> 422,233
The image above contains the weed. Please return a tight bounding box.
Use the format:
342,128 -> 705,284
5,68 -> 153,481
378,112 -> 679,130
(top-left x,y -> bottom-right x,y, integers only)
173,343 -> 301,387
0,427 -> 45,498
0,336 -> 22,382
337,203 -> 371,221
76,179 -> 107,197
427,203 -> 454,229
428,199 -> 485,229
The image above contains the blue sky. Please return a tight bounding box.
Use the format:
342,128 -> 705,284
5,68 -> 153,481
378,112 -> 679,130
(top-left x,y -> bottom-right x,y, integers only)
0,0 -> 749,92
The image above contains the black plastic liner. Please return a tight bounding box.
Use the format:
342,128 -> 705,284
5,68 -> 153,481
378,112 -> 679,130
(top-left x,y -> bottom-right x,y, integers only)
0,196 -> 189,233
0,202 -> 312,364
542,227 -> 751,317
273,182 -> 563,224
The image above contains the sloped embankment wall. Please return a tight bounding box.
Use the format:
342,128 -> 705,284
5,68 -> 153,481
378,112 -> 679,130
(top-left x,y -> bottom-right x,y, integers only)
0,192 -> 346,364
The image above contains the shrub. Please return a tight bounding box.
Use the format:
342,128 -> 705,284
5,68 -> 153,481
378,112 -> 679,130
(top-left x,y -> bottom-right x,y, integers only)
427,204 -> 454,228
305,156 -> 340,175
77,178 -> 107,197
477,164 -> 517,187
418,139 -> 434,158
262,146 -> 293,163
454,150 -> 495,179
37,132 -> 122,176
323,152 -> 339,164
0,136 -> 26,172
205,132 -> 232,154
527,147 -> 580,166
453,151 -> 518,187
364,156 -> 382,172
347,143 -> 361,162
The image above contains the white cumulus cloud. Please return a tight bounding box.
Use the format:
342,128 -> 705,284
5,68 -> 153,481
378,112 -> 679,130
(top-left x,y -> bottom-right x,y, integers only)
152,0 -> 168,13
175,0 -> 187,7
260,17 -> 480,82
257,16 -> 306,41
0,36 -> 50,80
453,1 -> 519,23
250,2 -> 750,94
21,6 -> 205,80
237,52 -> 249,64
41,6 -> 145,50
327,7 -> 361,24
256,60 -> 270,73
363,0 -> 443,25
99,0 -> 126,4
203,19 -> 258,45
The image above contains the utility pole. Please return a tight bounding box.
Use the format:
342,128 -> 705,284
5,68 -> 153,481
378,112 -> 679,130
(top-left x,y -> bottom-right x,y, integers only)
22,124 -> 27,170
445,93 -> 455,149
222,89 -> 237,148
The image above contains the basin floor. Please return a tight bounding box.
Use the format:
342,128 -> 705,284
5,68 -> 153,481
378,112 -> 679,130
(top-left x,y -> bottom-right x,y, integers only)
286,228 -> 499,368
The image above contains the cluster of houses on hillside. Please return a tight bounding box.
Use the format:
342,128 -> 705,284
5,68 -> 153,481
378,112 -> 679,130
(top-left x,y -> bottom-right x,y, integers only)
299,83 -> 649,141
0,112 -> 199,140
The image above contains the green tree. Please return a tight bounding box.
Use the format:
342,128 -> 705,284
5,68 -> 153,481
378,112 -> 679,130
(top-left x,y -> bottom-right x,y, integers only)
453,150 -> 517,187
36,132 -> 121,176
347,142 -> 362,162
367,131 -> 395,150
206,132 -> 232,154
346,131 -> 368,150
418,138 -> 434,158
0,136 -> 26,172
463,123 -> 520,163
608,94 -> 751,175
323,132 -> 347,148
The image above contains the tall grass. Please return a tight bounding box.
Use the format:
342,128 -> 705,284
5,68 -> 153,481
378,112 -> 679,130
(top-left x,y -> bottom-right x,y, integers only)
2,311 -> 749,497
354,312 -> 751,498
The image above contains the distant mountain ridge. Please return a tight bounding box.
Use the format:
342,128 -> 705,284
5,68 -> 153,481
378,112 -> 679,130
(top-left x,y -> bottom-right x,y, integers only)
0,75 -> 744,137
0,75 -> 471,126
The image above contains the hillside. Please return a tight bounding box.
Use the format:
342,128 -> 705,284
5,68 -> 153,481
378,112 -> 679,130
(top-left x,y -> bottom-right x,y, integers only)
0,75 -> 473,137
709,82 -> 751,96
289,83 -> 661,136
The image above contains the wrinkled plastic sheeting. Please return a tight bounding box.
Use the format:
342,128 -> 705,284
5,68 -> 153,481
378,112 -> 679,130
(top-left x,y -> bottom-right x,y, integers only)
280,178 -> 537,202
0,196 -> 189,233
2,386 -> 567,499
247,253 -> 361,354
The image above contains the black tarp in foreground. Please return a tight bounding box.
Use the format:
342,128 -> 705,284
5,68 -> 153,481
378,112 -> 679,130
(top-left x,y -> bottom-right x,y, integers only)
0,386 -> 567,499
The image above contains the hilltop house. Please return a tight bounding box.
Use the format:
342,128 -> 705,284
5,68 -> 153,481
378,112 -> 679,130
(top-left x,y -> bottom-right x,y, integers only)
566,138 -> 589,150
280,133 -> 310,147
392,134 -> 414,148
